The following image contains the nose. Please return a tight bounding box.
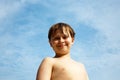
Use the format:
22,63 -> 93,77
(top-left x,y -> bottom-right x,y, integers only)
59,37 -> 64,42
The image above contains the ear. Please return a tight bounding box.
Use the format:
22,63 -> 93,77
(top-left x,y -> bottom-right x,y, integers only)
71,38 -> 74,44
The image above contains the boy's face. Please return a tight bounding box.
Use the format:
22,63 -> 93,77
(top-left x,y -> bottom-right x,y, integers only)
49,30 -> 74,56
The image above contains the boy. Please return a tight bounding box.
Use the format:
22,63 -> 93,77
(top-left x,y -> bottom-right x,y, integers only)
36,22 -> 89,80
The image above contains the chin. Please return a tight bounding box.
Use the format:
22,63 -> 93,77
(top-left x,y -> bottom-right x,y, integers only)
56,50 -> 69,54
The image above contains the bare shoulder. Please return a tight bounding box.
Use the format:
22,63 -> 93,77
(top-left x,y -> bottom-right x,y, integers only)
75,61 -> 87,72
40,57 -> 54,66
73,60 -> 89,80
78,62 -> 86,69
78,63 -> 89,80
42,57 -> 54,62
72,60 -> 83,66
72,60 -> 84,67
36,57 -> 54,80
70,60 -> 87,72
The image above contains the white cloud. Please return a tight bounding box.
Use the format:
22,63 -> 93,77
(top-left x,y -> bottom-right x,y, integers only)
0,1 -> 23,22
57,0 -> 119,39
87,53 -> 120,80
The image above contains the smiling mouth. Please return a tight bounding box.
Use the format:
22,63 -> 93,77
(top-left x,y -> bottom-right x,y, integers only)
57,44 -> 66,48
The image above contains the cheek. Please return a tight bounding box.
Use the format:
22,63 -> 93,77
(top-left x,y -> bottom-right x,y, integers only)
67,38 -> 73,43
67,39 -> 74,45
53,41 -> 58,44
50,41 -> 58,47
65,41 -> 71,46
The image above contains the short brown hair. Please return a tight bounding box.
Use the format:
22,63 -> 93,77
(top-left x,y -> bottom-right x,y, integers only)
48,22 -> 75,40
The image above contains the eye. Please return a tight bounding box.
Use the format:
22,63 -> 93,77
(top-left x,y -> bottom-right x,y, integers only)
53,37 -> 60,40
63,35 -> 68,39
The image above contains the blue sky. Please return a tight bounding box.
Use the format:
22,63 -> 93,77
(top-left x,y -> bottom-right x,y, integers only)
0,0 -> 120,80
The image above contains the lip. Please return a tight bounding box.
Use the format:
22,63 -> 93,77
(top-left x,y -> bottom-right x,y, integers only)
57,44 -> 65,48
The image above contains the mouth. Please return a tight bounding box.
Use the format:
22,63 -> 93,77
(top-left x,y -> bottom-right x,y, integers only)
57,44 -> 66,48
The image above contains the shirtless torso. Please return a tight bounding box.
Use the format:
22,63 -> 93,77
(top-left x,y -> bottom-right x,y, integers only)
36,57 -> 89,80
51,57 -> 88,80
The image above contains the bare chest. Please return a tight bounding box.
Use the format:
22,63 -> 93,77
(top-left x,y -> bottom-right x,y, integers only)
51,61 -> 82,80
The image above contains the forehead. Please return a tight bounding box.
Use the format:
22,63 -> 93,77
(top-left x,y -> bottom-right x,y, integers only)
52,29 -> 69,37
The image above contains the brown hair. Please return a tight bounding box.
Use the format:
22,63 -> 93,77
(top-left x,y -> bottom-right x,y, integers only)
48,22 -> 75,40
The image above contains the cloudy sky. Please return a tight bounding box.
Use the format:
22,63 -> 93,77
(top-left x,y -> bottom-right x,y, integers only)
0,0 -> 120,80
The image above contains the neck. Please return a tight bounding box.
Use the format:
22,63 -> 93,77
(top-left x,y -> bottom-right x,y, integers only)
54,53 -> 71,59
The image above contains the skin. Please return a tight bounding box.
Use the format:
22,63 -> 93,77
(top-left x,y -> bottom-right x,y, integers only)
36,30 -> 89,80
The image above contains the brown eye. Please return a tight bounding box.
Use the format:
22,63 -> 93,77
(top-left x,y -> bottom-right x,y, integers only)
53,37 -> 60,40
63,35 -> 68,39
